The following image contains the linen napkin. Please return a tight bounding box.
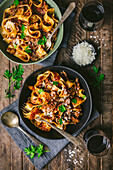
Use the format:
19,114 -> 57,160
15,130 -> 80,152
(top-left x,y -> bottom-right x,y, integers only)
0,101 -> 100,170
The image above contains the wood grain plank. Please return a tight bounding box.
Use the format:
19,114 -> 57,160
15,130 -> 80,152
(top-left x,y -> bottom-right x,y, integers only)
0,52 -> 11,170
9,62 -> 23,170
100,0 -> 113,167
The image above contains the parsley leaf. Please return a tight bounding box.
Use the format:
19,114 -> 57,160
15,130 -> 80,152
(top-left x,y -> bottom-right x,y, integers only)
38,105 -> 42,108
59,105 -> 66,112
91,65 -> 105,90
25,45 -> 32,53
21,24 -> 25,32
82,95 -> 86,99
13,43 -> 17,49
21,25 -> 26,39
38,89 -> 44,94
37,36 -> 47,45
3,64 -> 24,99
72,99 -> 77,103
21,32 -> 26,39
24,144 -> 50,159
13,0 -> 19,6
59,118 -> 63,125
53,81 -> 58,86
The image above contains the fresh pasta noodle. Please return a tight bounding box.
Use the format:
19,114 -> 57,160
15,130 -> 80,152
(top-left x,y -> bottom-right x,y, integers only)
23,71 -> 87,132
0,0 -> 58,62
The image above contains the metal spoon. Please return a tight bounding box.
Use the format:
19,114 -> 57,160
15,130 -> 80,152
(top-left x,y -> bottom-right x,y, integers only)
45,2 -> 76,51
1,112 -> 49,150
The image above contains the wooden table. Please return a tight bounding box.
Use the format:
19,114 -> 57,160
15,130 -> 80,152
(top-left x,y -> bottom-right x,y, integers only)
0,0 -> 112,169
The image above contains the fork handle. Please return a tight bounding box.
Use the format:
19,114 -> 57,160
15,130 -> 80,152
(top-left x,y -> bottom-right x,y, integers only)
36,118 -> 84,147
50,2 -> 76,38
17,126 -> 49,150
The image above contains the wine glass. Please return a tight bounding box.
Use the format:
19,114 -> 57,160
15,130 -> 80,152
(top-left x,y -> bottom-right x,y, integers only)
79,1 -> 105,31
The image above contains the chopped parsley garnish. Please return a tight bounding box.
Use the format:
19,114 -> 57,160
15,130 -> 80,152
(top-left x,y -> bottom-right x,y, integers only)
13,43 -> 17,49
21,24 -> 26,32
13,0 -> 19,6
25,45 -> 32,53
53,81 -> 58,86
59,118 -> 63,125
82,95 -> 86,99
38,89 -> 44,94
38,105 -> 42,108
21,32 -> 26,39
21,25 -> 26,39
37,36 -> 47,45
72,99 -> 77,104
59,105 -> 66,112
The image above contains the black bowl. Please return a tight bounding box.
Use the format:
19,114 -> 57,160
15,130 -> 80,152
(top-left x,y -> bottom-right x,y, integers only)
18,66 -> 92,139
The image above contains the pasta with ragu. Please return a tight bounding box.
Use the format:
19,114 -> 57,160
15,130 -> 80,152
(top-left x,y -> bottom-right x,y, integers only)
23,71 -> 87,132
0,0 -> 58,62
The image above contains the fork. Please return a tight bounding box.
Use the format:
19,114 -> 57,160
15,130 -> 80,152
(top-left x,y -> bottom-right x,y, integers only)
22,106 -> 85,147
45,2 -> 76,51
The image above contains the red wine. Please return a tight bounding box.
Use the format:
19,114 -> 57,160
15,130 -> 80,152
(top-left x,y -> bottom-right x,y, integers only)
79,1 -> 104,31
82,5 -> 104,22
87,135 -> 107,154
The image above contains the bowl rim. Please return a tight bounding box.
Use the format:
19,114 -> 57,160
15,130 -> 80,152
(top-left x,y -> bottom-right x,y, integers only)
0,0 -> 64,65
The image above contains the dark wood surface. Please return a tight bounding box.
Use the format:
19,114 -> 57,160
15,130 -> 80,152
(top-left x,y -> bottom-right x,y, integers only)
0,0 -> 113,169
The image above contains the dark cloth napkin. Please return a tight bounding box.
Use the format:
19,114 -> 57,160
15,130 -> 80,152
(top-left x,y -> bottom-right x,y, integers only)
0,100 -> 100,170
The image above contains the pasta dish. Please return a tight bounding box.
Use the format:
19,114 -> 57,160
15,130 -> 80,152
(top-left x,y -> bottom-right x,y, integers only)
23,71 -> 86,131
0,0 -> 58,62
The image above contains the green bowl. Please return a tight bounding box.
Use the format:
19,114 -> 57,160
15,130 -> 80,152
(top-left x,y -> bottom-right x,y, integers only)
0,0 -> 63,65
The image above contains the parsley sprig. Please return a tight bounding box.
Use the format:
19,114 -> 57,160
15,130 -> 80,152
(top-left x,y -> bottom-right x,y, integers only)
24,144 -> 50,159
13,0 -> 19,6
37,36 -> 47,45
3,64 -> 24,99
90,66 -> 105,90
21,24 -> 26,39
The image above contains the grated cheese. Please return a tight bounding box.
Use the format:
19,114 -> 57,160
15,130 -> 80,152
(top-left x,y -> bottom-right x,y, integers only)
72,41 -> 96,66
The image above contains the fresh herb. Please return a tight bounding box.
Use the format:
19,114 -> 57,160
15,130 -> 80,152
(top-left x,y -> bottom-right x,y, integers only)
90,65 -> 105,90
13,0 -> 19,6
53,81 -> 58,86
13,43 -> 17,49
38,105 -> 42,108
38,89 -> 44,94
24,144 -> 50,159
82,95 -> 86,99
59,118 -> 63,125
59,105 -> 66,112
21,24 -> 26,32
21,24 -> 26,39
3,64 -> 24,99
72,99 -> 77,104
37,36 -> 47,45
21,32 -> 26,39
25,45 -> 32,53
